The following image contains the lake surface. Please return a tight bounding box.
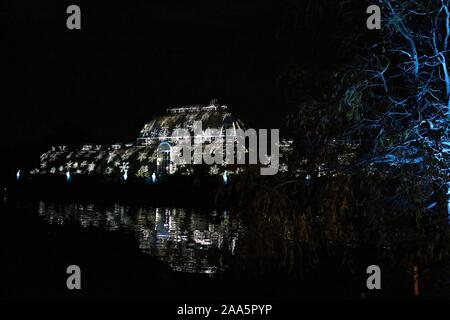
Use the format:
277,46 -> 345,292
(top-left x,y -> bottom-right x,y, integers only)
4,197 -> 442,299
36,201 -> 246,274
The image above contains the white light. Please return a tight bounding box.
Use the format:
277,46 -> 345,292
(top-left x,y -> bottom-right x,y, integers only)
120,162 -> 129,180
223,171 -> 228,185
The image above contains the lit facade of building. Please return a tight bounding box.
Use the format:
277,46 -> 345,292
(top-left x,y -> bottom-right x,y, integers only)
31,102 -> 247,179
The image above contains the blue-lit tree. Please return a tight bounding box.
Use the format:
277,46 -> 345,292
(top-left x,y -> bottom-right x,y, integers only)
342,1 -> 450,212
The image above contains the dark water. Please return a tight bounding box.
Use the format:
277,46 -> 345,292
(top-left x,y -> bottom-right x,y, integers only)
1,197 -> 257,299
37,201 -> 246,275
6,195 -> 446,299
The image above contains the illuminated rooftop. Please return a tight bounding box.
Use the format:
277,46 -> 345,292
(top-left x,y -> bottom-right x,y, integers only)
137,102 -> 244,143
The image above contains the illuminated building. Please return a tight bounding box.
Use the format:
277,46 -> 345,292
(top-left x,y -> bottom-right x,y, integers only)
31,101 -> 247,179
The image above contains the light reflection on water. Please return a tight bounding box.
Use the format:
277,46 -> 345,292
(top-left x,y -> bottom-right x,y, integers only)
37,201 -> 245,274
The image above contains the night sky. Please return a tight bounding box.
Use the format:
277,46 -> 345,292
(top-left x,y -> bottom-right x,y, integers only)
1,0 -> 362,174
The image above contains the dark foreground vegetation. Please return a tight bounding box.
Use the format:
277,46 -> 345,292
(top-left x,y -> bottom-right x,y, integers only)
222,167 -> 450,299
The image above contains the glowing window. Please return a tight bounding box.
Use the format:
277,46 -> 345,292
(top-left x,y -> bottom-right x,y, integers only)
157,142 -> 171,174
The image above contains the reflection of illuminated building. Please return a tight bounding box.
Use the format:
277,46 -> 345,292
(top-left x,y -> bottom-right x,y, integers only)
37,201 -> 245,274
